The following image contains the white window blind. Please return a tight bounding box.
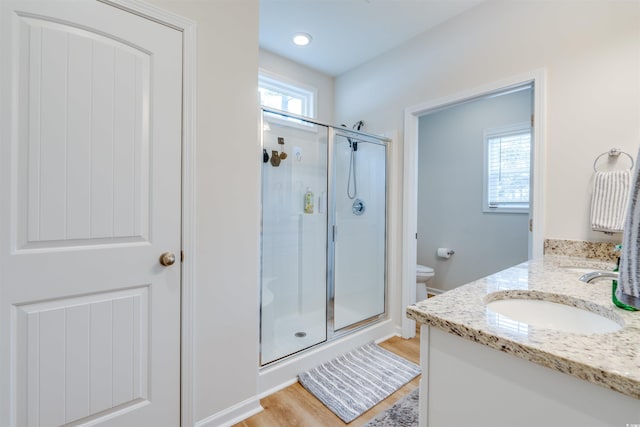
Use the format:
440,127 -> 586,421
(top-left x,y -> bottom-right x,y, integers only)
484,126 -> 531,213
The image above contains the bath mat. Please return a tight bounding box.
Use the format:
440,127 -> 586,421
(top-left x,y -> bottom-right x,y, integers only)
364,388 -> 419,427
298,342 -> 421,423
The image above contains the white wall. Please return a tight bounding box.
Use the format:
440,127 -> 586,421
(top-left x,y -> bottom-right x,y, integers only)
259,49 -> 335,124
141,0 -> 261,424
335,0 -> 640,249
417,89 -> 531,292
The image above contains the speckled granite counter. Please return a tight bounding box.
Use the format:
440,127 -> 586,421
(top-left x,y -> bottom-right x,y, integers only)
406,255 -> 640,400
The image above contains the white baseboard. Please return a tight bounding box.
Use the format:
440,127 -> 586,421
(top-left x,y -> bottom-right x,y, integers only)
376,330 -> 400,344
194,396 -> 263,427
257,377 -> 298,400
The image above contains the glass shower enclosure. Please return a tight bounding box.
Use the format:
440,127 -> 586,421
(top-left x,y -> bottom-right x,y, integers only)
260,109 -> 388,366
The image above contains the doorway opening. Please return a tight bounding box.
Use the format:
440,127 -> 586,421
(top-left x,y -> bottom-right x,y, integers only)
401,71 -> 546,338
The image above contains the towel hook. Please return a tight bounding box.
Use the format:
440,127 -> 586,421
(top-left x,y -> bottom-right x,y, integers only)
593,148 -> 634,172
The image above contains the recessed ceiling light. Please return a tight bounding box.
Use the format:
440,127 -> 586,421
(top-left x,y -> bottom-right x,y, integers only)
292,33 -> 312,46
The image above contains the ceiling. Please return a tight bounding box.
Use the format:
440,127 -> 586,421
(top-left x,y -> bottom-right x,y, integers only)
259,0 -> 483,77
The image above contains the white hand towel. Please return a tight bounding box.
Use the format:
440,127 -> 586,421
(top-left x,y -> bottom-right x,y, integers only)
590,169 -> 631,233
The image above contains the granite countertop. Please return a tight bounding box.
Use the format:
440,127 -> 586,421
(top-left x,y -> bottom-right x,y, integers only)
406,255 -> 640,400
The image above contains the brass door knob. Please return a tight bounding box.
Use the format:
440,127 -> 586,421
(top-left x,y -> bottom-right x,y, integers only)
159,252 -> 176,266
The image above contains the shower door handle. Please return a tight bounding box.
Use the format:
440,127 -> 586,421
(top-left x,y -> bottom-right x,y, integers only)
332,225 -> 337,242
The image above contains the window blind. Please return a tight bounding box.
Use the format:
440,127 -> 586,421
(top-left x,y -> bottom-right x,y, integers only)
487,132 -> 531,209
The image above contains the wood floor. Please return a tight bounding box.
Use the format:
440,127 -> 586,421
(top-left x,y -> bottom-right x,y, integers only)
234,331 -> 420,427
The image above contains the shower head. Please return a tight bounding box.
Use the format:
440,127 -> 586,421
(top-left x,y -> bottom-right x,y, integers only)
340,121 -> 364,131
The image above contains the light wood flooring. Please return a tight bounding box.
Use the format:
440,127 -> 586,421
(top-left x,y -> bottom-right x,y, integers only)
234,330 -> 420,427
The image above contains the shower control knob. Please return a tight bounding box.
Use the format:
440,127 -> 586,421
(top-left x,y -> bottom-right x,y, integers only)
159,252 -> 176,267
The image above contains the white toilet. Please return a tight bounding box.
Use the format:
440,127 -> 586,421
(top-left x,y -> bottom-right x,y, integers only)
416,264 -> 434,301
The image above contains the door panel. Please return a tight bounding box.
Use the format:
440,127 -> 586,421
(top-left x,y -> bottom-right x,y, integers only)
260,112 -> 328,365
16,287 -> 148,426
18,15 -> 150,247
333,135 -> 386,331
1,1 -> 182,426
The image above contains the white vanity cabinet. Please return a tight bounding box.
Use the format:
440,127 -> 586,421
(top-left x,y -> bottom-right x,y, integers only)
419,325 -> 639,427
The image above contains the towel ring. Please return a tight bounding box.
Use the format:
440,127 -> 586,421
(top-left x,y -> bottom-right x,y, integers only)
593,148 -> 634,172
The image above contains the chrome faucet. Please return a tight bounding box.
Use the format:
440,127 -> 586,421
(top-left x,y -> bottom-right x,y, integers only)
579,271 -> 619,283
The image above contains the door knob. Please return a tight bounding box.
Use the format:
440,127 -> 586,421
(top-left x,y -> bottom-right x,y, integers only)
159,252 -> 176,266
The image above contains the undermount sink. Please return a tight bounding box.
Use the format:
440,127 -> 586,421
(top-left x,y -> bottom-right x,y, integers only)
486,295 -> 623,334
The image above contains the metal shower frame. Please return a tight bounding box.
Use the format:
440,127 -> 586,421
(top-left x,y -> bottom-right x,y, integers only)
259,107 -> 391,366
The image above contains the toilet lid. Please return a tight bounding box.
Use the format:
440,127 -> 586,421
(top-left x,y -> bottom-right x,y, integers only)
417,264 -> 434,274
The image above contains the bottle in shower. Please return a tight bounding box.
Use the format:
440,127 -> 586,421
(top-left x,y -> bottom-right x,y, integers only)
304,187 -> 314,214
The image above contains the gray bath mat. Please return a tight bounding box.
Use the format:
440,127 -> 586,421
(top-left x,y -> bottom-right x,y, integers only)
298,342 -> 420,423
364,388 -> 419,427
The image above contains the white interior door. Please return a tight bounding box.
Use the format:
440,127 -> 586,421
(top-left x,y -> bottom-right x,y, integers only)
0,1 -> 183,426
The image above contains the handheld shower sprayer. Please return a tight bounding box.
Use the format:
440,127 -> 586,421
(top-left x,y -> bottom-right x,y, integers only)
342,121 -> 364,199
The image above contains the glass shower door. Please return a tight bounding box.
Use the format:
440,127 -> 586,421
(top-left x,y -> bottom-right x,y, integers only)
260,112 -> 328,365
332,133 -> 387,331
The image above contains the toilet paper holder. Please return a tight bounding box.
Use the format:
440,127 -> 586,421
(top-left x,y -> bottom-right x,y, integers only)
437,248 -> 455,259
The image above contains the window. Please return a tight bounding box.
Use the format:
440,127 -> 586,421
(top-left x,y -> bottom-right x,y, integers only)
258,71 -> 316,119
483,124 -> 531,213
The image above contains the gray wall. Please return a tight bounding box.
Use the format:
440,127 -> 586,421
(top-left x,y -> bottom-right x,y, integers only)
417,89 -> 532,292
